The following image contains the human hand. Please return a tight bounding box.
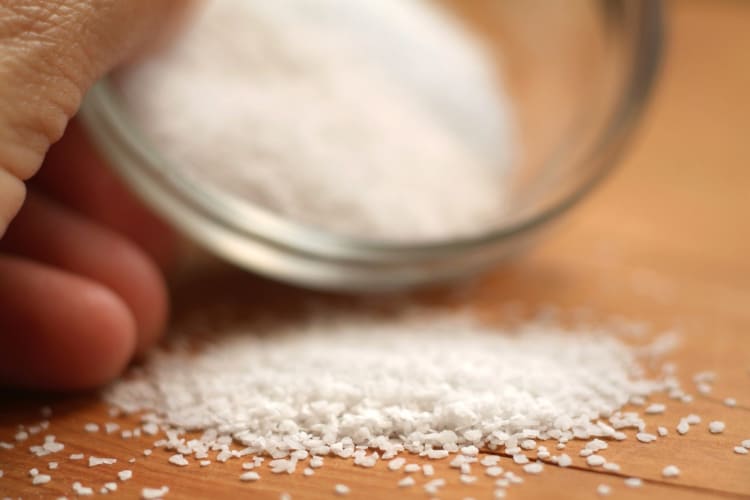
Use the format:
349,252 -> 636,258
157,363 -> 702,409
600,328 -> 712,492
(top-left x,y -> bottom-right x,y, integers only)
0,1 -> 185,390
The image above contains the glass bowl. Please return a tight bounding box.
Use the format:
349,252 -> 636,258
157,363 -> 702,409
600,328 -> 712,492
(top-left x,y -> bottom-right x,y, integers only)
79,0 -> 663,291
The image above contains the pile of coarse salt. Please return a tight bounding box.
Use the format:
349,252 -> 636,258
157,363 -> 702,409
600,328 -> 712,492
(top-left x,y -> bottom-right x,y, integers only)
118,0 -> 515,242
4,310 -> 749,498
104,311 -> 679,483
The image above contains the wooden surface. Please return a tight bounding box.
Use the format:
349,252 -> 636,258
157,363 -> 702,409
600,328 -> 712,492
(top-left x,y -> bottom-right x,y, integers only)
1,1 -> 749,498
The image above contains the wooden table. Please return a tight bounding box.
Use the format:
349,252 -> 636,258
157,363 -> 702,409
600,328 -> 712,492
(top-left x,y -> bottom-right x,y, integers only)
1,1 -> 748,498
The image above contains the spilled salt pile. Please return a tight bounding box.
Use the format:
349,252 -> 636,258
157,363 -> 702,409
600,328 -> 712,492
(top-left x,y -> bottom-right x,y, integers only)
106,311 -> 673,459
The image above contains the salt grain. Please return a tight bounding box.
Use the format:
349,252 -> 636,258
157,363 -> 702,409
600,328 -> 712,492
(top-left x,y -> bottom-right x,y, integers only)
485,466 -> 503,477
624,477 -> 642,488
708,421 -> 726,434
645,403 -> 666,414
657,426 -> 668,437
557,454 -> 572,468
586,455 -> 606,467
636,433 -> 657,443
662,465 -> 680,478
523,462 -> 544,474
240,471 -> 260,481
597,484 -> 611,496
733,446 -> 748,455
83,423 -> 99,433
141,486 -> 169,499
398,476 -> 415,487
724,398 -> 737,408
89,456 -> 117,467
334,484 -> 350,496
118,470 -> 133,481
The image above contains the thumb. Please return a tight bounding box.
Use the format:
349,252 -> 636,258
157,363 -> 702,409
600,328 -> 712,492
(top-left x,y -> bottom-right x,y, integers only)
0,0 -> 183,236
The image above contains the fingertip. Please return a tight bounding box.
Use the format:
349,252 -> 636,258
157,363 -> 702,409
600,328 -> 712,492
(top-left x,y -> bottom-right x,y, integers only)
0,167 -> 26,238
0,257 -> 137,391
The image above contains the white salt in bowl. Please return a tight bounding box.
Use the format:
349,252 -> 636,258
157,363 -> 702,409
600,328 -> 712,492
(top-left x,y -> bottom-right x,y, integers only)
80,0 -> 662,291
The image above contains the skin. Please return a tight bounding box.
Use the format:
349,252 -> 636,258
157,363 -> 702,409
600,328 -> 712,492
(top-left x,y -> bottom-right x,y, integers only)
0,1 -> 186,390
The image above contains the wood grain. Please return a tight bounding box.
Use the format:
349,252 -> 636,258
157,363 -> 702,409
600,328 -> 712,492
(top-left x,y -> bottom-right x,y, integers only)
1,1 -> 749,498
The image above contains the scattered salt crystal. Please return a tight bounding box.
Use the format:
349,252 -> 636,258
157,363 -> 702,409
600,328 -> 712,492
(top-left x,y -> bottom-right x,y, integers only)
426,449 -> 449,459
709,421 -> 725,434
523,462 -> 543,474
697,383 -> 711,395
461,445 -> 479,456
168,454 -> 189,467
557,454 -> 572,468
141,486 -> 169,499
240,471 -> 260,481
200,460 -> 211,467
733,446 -> 748,455
89,456 -> 117,467
597,484 -> 611,496
685,414 -> 701,425
645,403 -> 666,414
48,461 -> 58,470
15,431 -> 28,441
69,453 -> 84,460
662,465 -> 680,478
624,477 -> 642,488
602,462 -> 620,472
587,455 -> 606,467
579,449 -> 593,457
0,441 -> 13,449
742,440 -> 750,449
310,456 -> 324,469
398,476 -> 415,487
460,474 -> 477,484
83,423 -> 99,433
636,433 -> 657,443
485,466 -> 503,477
423,464 -> 435,477
657,426 -> 668,437
513,454 -> 529,465
493,490 -> 506,499
585,439 -> 608,452
724,398 -> 737,408
105,423 -> 120,434
388,457 -> 405,471
404,464 -> 421,473
144,449 -> 152,456
118,470 -> 133,481
142,422 -> 159,435
29,467 -> 39,476
520,439 -> 536,450
121,430 -> 133,439
73,482 -> 94,496
460,463 -> 471,474
105,482 -> 118,492
480,455 -> 500,466
424,478 -> 446,495
677,420 -> 690,435
334,484 -> 350,496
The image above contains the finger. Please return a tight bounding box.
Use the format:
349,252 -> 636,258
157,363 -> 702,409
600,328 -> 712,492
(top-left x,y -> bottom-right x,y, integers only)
0,255 -> 136,390
0,191 -> 168,355
34,119 -> 179,269
0,0 -> 185,235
